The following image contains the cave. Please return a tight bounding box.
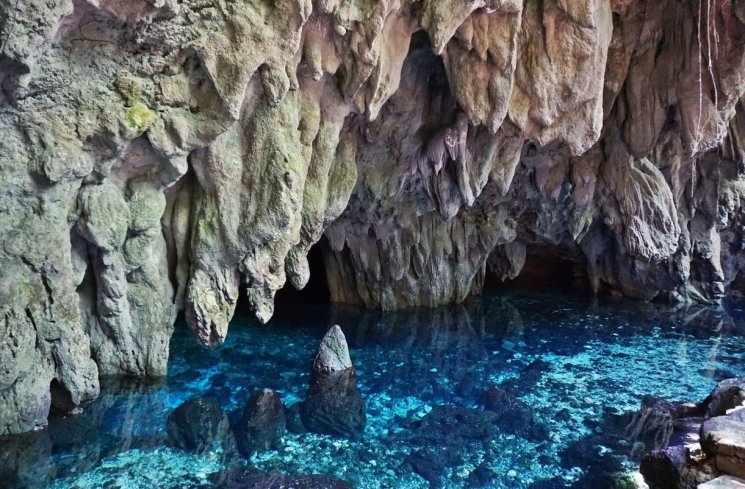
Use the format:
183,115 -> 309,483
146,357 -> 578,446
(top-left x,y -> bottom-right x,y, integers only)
485,246 -> 592,295
241,240 -> 331,319
2,1 -> 745,489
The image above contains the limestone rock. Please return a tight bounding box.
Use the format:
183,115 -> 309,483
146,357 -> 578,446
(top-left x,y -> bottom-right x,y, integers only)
236,389 -> 286,456
698,476 -> 745,489
701,416 -> 745,479
703,378 -> 745,418
3,0 -> 745,437
166,398 -> 236,455
299,326 -> 366,439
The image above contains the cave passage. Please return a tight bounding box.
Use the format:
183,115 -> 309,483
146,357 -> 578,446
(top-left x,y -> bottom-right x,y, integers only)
485,246 -> 592,295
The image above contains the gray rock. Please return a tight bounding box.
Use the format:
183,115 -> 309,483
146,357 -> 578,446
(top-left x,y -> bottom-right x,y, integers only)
299,326 -> 366,439
701,416 -> 745,479
166,398 -> 236,456
237,389 -> 286,456
703,378 -> 745,418
3,0 -> 745,437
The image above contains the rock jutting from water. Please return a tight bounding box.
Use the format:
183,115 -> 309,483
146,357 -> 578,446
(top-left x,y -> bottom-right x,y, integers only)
294,325 -> 366,439
2,0 -> 745,438
236,388 -> 287,456
166,397 -> 237,457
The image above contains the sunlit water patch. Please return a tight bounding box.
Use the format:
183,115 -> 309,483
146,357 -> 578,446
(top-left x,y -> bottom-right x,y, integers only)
4,292 -> 745,489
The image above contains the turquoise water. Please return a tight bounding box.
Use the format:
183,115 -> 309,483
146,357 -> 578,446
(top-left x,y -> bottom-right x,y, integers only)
3,292 -> 745,488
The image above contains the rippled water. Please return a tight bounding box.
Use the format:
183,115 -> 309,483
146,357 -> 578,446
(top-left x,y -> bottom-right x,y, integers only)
3,292 -> 745,489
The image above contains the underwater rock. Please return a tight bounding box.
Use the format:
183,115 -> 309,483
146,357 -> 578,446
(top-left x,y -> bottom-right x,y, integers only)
166,398 -> 236,455
236,389 -> 286,456
483,386 -> 549,441
404,405 -> 502,485
214,465 -> 354,489
299,326 -> 366,439
0,431 -> 55,489
284,403 -> 307,435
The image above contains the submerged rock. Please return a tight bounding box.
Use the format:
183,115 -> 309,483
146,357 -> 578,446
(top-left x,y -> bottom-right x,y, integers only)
483,386 -> 549,441
0,431 -> 55,489
215,465 -> 354,489
404,405 -> 502,485
236,389 -> 286,456
166,398 -> 236,455
299,326 -> 366,439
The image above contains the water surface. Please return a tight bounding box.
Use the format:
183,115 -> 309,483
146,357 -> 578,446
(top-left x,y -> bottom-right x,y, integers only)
4,292 -> 745,488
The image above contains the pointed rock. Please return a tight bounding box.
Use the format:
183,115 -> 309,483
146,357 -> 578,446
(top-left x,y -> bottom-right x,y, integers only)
312,325 -> 352,375
299,325 -> 366,439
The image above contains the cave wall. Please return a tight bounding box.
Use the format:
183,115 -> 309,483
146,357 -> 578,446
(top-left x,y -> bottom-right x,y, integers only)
1,0 -> 745,435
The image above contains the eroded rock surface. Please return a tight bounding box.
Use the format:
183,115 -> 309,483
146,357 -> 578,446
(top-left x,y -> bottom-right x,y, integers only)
2,0 -> 745,435
297,325 -> 366,439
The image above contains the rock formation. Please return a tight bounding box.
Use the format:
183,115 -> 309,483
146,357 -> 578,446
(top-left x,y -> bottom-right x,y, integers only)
166,397 -> 236,456
2,0 -> 745,435
236,388 -> 286,456
294,325 -> 366,439
640,377 -> 745,489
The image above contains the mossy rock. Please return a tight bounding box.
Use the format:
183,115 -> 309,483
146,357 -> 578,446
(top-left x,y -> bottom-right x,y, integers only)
124,104 -> 156,134
115,73 -> 143,107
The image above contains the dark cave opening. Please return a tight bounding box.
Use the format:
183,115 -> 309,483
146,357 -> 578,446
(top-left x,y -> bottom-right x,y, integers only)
234,240 -> 331,320
484,246 -> 591,295
276,242 -> 331,307
49,379 -> 75,416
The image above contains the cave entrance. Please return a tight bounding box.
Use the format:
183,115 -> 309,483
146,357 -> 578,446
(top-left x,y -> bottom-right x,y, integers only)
235,239 -> 331,320
484,245 -> 591,295
275,241 -> 330,307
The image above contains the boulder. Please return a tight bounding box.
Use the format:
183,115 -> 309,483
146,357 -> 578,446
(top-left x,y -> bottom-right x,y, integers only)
700,416 -> 745,479
640,445 -> 719,489
236,389 -> 286,456
703,378 -> 745,418
625,396 -> 704,454
166,398 -> 236,455
640,446 -> 688,489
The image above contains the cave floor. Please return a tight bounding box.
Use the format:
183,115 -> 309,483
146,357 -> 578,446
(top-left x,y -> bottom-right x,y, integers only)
13,292 -> 745,489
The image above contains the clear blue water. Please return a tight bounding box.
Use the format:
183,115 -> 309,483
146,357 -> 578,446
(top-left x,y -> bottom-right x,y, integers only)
3,292 -> 745,489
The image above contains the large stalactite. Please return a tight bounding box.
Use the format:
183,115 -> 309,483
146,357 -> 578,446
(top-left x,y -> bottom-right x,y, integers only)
1,0 -> 745,436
